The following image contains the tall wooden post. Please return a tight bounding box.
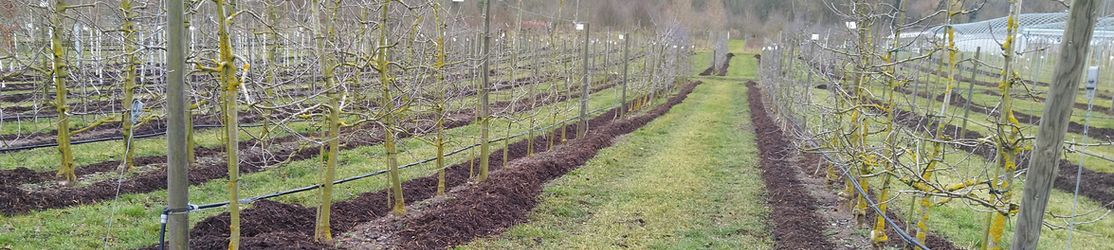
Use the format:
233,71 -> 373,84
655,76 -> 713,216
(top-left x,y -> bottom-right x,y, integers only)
1012,0 -> 1101,248
620,33 -> 629,117
477,0 -> 493,181
578,23 -> 590,137
961,46 -> 980,133
165,0 -> 189,247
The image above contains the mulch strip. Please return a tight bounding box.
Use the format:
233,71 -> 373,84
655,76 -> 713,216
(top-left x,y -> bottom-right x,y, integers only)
745,81 -> 837,249
752,81 -> 960,249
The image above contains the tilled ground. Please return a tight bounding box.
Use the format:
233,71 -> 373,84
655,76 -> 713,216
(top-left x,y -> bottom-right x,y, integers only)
745,81 -> 838,249
749,81 -> 960,249
335,81 -> 700,249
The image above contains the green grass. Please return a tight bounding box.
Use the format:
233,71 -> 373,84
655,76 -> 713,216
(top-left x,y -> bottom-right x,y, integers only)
463,79 -> 770,250
465,40 -> 770,249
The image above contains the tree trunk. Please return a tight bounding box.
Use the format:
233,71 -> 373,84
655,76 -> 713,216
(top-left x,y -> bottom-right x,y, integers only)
313,0 -> 343,241
49,0 -> 75,183
119,0 -> 139,170
377,0 -> 406,215
477,0 -> 494,181
214,0 -> 242,247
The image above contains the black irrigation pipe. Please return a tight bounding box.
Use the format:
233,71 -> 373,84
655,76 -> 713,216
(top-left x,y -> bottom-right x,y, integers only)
764,85 -> 931,250
0,123 -> 265,153
162,103 -> 614,210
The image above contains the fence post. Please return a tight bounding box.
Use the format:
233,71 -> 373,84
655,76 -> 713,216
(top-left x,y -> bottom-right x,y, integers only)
1013,0 -> 1101,248
165,0 -> 189,247
961,46 -> 980,133
578,23 -> 590,137
620,33 -> 629,117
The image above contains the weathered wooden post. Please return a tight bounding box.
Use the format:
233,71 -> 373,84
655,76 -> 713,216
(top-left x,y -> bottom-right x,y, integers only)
165,0 -> 189,247
1012,0 -> 1101,248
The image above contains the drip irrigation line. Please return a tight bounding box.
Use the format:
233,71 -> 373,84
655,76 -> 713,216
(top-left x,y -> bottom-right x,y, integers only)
761,80 -> 931,250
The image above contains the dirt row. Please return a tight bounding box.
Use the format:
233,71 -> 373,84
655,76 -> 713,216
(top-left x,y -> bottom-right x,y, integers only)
697,53 -> 736,77
745,81 -> 838,249
754,81 -> 960,249
0,78 -> 622,215
154,81 -> 695,249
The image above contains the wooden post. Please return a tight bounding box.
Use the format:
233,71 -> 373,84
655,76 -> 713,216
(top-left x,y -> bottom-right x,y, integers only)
477,0 -> 493,181
165,0 -> 189,247
1012,0 -> 1101,248
620,33 -> 629,117
961,47 -> 980,133
578,23 -> 590,138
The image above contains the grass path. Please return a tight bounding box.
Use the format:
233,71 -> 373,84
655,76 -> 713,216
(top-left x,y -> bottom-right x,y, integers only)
464,79 -> 772,249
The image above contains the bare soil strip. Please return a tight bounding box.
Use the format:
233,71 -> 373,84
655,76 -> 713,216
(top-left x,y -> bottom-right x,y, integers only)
751,82 -> 959,249
745,81 -> 838,249
0,80 -> 619,215
333,81 -> 700,250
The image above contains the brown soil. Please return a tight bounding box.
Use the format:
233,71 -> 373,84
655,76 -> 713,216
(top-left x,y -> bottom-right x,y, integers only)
745,81 -> 838,249
751,81 -> 959,249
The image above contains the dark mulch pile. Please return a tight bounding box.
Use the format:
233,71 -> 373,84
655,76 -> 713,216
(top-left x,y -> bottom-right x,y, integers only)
345,81 -> 701,249
715,53 -> 736,76
745,81 -> 837,249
